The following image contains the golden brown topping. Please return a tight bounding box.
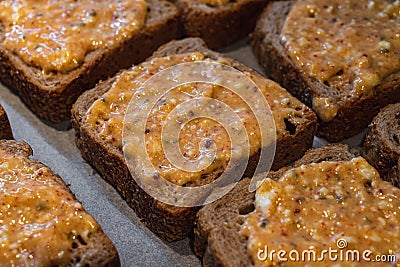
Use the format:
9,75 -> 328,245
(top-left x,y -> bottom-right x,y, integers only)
242,158 -> 400,266
0,0 -> 147,73
0,152 -> 98,266
87,52 -> 303,186
281,0 -> 400,122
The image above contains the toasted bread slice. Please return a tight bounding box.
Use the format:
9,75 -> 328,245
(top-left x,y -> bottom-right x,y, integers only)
0,0 -> 181,123
364,103 -> 400,187
0,104 -> 12,139
72,37 -> 316,241
194,144 -> 359,266
251,1 -> 400,142
0,140 -> 119,266
174,0 -> 267,49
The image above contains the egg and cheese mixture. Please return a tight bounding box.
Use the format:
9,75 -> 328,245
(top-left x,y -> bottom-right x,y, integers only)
281,0 -> 400,122
0,152 -> 99,266
0,0 -> 147,73
86,52 -> 305,186
242,157 -> 400,266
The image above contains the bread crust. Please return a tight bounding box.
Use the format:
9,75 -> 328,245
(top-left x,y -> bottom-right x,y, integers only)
174,0 -> 267,49
0,140 -> 120,266
0,0 -> 181,123
0,104 -> 12,140
364,103 -> 400,187
251,1 -> 400,142
194,144 -> 356,266
72,37 -> 316,241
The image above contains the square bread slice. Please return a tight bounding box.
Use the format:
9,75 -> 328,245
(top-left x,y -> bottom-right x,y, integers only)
0,104 -> 12,139
72,37 -> 317,241
173,0 -> 268,49
194,144 -> 360,266
0,0 -> 181,123
0,139 -> 120,266
252,1 -> 400,142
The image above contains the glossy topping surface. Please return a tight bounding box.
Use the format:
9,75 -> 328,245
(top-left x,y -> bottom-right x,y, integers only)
242,157 -> 400,266
0,151 -> 99,266
87,52 -> 305,186
281,0 -> 400,122
0,0 -> 147,73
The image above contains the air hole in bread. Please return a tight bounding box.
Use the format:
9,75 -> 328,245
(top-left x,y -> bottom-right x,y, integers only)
238,203 -> 255,215
364,181 -> 373,193
336,69 -> 344,76
284,118 -> 297,135
147,7 -> 151,12
320,156 -> 334,162
237,216 -> 246,225
323,80 -> 330,87
72,242 -> 78,249
75,256 -> 81,263
77,235 -> 88,246
393,134 -> 400,144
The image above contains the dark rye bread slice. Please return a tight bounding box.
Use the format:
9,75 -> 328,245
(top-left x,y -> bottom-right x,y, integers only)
0,140 -> 119,266
72,37 -> 317,241
0,0 -> 181,123
173,0 -> 267,49
0,104 -> 12,140
194,144 -> 356,266
251,1 -> 400,142
364,103 -> 400,188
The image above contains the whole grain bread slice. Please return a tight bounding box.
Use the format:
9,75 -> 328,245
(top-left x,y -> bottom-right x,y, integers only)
364,103 -> 400,188
251,1 -> 400,142
0,0 -> 181,123
72,37 -> 317,241
194,144 -> 356,266
0,140 -> 120,266
0,104 -> 12,140
173,0 -> 268,49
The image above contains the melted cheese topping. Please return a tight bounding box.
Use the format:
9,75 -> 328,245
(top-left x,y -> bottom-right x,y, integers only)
0,0 -> 147,73
242,158 -> 400,266
86,52 -> 305,186
281,0 -> 400,122
0,152 -> 99,266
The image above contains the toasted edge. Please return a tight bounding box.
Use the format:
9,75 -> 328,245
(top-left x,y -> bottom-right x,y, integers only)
251,1 -> 400,142
0,140 -> 120,266
194,144 -> 356,266
0,104 -> 12,140
72,37 -> 316,241
73,75 -> 200,242
0,0 -> 181,123
364,103 -> 400,187
174,0 -> 268,49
